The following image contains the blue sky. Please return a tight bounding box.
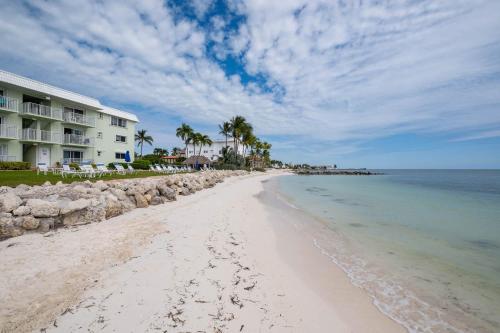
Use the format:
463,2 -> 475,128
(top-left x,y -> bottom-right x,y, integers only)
1,0 -> 499,168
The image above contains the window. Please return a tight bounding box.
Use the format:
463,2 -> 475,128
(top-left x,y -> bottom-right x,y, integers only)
97,132 -> 103,139
0,89 -> 3,96
189,150 -> 193,154
111,116 -> 127,128
203,150 -> 208,153
115,152 -> 126,159
115,135 -> 127,143
97,151 -> 102,157
0,143 -> 7,156
99,112 -> 103,119
63,150 -> 83,163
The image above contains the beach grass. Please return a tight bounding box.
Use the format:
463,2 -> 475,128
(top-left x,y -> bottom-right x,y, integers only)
0,170 -> 176,187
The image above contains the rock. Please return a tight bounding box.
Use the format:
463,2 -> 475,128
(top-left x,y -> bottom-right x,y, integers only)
144,193 -> 152,203
181,187 -> 190,196
56,181 -> 63,186
0,192 -> 22,213
93,180 -> 109,191
13,205 -> 31,216
59,199 -> 91,215
26,199 -> 60,217
39,218 -> 55,232
158,185 -> 176,201
104,194 -> 122,219
43,181 -> 52,186
63,205 -> 105,226
150,196 -> 165,205
134,193 -> 149,208
20,215 -> 39,230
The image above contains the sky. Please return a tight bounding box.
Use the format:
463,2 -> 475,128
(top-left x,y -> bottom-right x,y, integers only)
0,0 -> 499,168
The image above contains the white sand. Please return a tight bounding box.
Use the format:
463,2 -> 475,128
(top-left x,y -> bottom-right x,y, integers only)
0,171 -> 405,332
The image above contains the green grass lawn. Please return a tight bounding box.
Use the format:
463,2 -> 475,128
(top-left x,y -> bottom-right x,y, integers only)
0,170 -> 174,187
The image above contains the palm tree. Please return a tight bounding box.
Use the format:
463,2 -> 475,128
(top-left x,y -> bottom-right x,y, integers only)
153,148 -> 168,156
261,141 -> 272,166
172,147 -> 181,156
190,132 -> 202,157
218,121 -> 232,149
135,129 -> 153,157
176,123 -> 194,158
241,131 -> 256,158
197,134 -> 213,155
229,115 -> 250,156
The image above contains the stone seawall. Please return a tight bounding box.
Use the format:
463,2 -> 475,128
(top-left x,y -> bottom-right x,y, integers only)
0,170 -> 248,240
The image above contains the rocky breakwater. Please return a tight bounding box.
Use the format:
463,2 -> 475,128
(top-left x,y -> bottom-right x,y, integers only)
0,170 -> 248,240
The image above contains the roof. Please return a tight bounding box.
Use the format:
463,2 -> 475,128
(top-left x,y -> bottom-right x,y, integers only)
184,155 -> 213,165
161,156 -> 178,159
0,69 -> 138,122
100,106 -> 139,122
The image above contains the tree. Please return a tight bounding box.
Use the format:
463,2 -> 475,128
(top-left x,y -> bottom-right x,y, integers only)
229,115 -> 251,156
241,131 -> 256,158
153,147 -> 168,156
197,134 -> 213,155
135,129 -> 153,157
190,132 -> 202,157
171,147 -> 181,156
218,121 -> 232,149
176,123 -> 194,158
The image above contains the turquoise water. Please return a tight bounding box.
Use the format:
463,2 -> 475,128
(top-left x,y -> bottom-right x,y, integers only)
275,170 -> 500,333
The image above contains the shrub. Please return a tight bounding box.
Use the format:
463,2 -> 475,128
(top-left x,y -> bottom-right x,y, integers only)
0,161 -> 31,170
131,159 -> 151,170
253,167 -> 266,172
69,162 -> 80,170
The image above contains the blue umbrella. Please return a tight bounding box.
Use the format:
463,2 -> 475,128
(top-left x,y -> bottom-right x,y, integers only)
124,151 -> 131,163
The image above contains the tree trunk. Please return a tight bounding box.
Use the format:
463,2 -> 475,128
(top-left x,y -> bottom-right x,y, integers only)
140,141 -> 143,157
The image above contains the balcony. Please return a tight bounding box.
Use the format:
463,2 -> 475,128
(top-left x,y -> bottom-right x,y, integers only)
0,96 -> 19,113
62,133 -> 94,147
21,102 -> 62,121
19,128 -> 61,144
0,124 -> 18,139
62,112 -> 96,127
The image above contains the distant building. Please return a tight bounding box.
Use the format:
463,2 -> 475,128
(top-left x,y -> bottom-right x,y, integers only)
185,139 -> 244,161
160,155 -> 178,164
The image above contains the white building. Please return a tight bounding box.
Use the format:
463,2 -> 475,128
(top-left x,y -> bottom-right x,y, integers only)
185,139 -> 244,161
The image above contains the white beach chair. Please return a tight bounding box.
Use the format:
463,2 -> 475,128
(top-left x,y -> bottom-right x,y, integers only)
96,163 -> 114,176
155,165 -> 166,173
113,164 -> 127,175
127,164 -> 135,173
61,164 -> 83,178
80,164 -> 97,178
37,163 -> 49,175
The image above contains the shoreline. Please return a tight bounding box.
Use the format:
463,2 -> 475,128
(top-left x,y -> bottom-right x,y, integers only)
0,171 -> 405,332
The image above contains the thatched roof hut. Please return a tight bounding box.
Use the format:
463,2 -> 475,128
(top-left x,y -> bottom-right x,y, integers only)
184,155 -> 212,166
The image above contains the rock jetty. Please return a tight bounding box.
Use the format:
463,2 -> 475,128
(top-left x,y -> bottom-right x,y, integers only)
294,169 -> 379,175
0,170 -> 247,240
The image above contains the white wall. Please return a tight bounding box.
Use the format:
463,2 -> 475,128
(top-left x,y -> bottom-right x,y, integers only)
186,140 -> 244,161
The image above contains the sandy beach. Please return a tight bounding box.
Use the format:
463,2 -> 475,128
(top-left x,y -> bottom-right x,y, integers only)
0,171 -> 405,333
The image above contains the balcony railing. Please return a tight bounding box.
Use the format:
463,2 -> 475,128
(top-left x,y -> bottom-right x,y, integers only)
0,155 -> 16,162
19,128 -> 61,143
0,124 -> 18,139
63,112 -> 96,127
63,133 -> 94,146
21,102 -> 62,120
0,96 -> 19,112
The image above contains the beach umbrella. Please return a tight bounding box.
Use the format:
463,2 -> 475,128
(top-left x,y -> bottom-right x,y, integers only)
124,151 -> 131,163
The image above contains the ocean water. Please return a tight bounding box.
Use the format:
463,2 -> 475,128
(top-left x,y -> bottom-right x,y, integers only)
273,170 -> 500,333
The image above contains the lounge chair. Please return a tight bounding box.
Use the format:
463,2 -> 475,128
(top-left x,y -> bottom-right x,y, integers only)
80,164 -> 97,178
155,165 -> 166,173
61,164 -> 83,178
127,164 -> 135,173
96,163 -> 114,176
113,164 -> 127,175
37,163 -> 49,175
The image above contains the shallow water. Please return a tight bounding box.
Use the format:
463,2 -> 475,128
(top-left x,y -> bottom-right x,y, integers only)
273,170 -> 500,333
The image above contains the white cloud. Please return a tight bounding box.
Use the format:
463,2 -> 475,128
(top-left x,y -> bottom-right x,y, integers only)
0,0 -> 499,163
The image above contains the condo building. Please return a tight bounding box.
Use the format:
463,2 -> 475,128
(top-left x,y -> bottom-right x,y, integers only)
0,70 -> 138,166
185,139 -> 244,161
